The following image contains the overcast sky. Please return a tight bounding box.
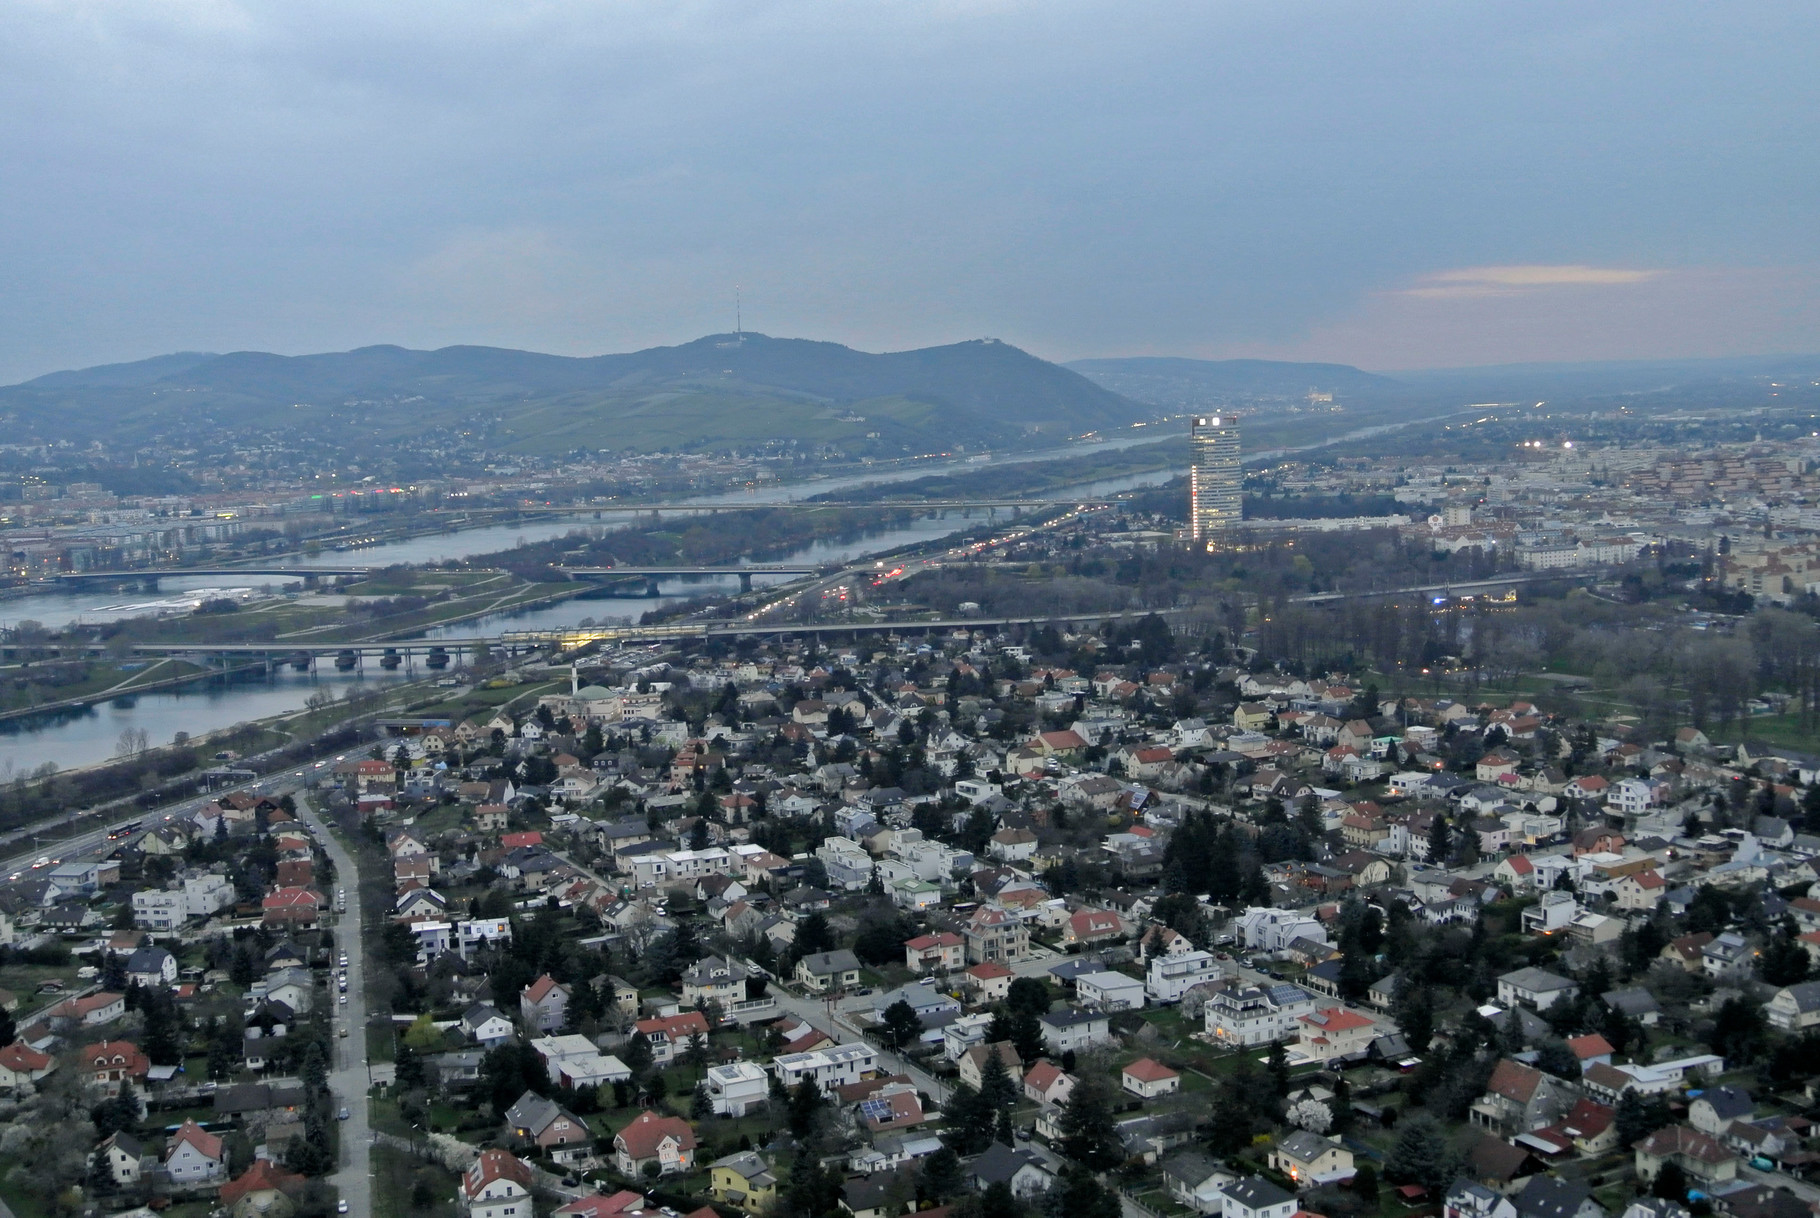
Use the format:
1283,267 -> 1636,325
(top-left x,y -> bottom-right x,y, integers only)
4,1 -> 1818,383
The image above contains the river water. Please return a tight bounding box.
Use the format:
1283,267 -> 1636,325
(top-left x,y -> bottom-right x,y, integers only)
0,462 -> 1183,774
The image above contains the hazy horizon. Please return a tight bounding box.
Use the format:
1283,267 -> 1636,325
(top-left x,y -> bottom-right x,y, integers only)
5,1 -> 1818,384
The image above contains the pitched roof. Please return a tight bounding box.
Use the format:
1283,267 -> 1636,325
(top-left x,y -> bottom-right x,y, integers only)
614,1110 -> 698,1159
1634,1125 -> 1734,1165
523,974 -> 567,1004
1123,1057 -> 1179,1083
465,1149 -> 534,1198
1485,1059 -> 1547,1104
169,1119 -> 223,1162
219,1159 -> 305,1206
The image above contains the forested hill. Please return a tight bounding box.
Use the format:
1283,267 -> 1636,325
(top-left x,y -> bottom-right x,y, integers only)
1,334 -> 1153,456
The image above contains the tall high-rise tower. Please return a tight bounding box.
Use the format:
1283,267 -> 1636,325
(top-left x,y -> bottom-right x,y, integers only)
1189,414 -> 1241,543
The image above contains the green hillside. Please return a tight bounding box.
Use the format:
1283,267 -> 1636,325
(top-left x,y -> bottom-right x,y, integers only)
1,334 -> 1152,457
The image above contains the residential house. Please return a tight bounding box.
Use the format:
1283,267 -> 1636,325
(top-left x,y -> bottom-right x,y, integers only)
1220,1176 -> 1298,1218
795,950 -> 863,994
505,1091 -> 594,1165
709,1151 -> 778,1214
1122,1058 -> 1181,1099
1633,1126 -> 1738,1188
1471,1059 -> 1577,1135
613,1111 -> 698,1176
461,1149 -> 535,1218
520,975 -> 570,1033
1497,967 -> 1579,1011
1271,1131 -> 1355,1187
164,1119 -> 226,1186
904,933 -> 965,974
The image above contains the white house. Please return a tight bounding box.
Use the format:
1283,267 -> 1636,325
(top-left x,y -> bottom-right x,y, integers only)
705,1062 -> 771,1116
1147,950 -> 1226,1003
1205,984 -> 1316,1047
1076,972 -> 1147,1011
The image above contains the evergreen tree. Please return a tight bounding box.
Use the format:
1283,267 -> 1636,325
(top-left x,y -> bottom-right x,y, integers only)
1385,1116 -> 1455,1193
1057,1071 -> 1122,1170
920,1145 -> 966,1203
944,1082 -> 997,1155
880,1000 -> 923,1050
1267,1040 -> 1290,1096
691,1082 -> 713,1120
787,1078 -> 824,1139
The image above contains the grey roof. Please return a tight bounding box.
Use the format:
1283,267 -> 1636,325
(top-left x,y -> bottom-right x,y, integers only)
799,949 -> 861,975
505,1090 -> 560,1134
1040,1006 -> 1109,1028
1162,1151 -> 1227,1189
1278,1130 -> 1338,1161
1513,1175 -> 1600,1218
970,1142 -> 1048,1186
126,946 -> 171,973
1776,981 -> 1820,1013
1602,988 -> 1662,1018
1500,966 -> 1577,993
1696,1085 -> 1754,1121
1222,1176 -> 1297,1211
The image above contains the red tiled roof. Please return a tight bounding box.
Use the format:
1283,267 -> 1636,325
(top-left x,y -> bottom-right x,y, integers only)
220,1159 -> 305,1205
1123,1057 -> 1179,1083
1567,1033 -> 1615,1060
614,1111 -> 697,1159
466,1149 -> 534,1198
0,1042 -> 50,1072
169,1119 -> 223,1162
1486,1059 -> 1545,1103
524,974 -> 566,1004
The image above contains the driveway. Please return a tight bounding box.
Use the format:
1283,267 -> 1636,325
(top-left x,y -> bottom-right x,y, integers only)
293,789 -> 372,1218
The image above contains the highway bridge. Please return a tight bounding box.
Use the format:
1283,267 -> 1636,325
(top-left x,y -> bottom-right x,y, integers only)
123,609 -> 1184,662
58,566 -> 377,587
438,497 -> 1101,514
555,563 -> 826,593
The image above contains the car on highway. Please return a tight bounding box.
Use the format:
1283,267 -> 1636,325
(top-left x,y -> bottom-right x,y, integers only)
338,1107 -> 350,1120
337,1201 -> 349,1214
339,994 -> 347,1005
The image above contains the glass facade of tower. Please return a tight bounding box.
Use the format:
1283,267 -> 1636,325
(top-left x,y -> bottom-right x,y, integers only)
1189,415 -> 1241,543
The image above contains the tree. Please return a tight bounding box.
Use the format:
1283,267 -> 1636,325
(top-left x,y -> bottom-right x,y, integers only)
394,1041 -> 426,1090
795,911 -> 834,958
1427,814 -> 1453,864
1288,1098 -> 1333,1134
787,1077 -> 824,1139
1652,1162 -> 1688,1203
403,1012 -> 445,1052
1760,917 -> 1811,986
1005,977 -> 1053,1019
880,1000 -> 924,1050
943,1082 -> 997,1155
1057,1070 -> 1122,1170
1710,996 -> 1767,1063
1267,1039 -> 1290,1096
1046,1165 -> 1123,1218
1385,1116 -> 1455,1193
1533,1038 -> 1580,1081
920,1145 -> 966,1204
1615,1090 -> 1672,1149
691,1081 -> 713,1120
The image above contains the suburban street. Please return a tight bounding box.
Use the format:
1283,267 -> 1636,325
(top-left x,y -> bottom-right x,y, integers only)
292,788 -> 372,1218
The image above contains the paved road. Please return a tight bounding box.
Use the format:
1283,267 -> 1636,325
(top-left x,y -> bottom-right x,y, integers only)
293,789 -> 371,1218
763,982 -> 956,1105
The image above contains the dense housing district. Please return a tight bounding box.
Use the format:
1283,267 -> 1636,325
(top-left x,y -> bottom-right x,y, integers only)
12,615 -> 1820,1218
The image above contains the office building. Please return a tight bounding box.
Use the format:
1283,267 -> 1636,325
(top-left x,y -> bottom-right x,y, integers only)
1190,415 -> 1242,543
